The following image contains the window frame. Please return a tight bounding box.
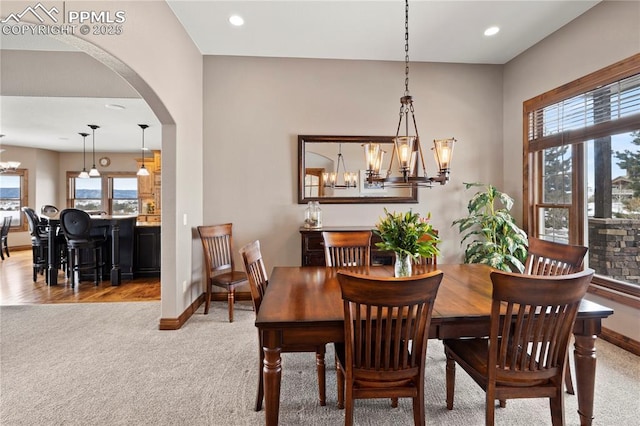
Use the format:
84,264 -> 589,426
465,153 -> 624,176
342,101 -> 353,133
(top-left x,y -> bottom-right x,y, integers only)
523,54 -> 640,302
0,168 -> 28,232
67,171 -> 139,215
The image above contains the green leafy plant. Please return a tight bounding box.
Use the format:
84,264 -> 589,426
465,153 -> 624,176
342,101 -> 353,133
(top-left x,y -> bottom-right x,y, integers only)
452,182 -> 528,272
374,209 -> 440,260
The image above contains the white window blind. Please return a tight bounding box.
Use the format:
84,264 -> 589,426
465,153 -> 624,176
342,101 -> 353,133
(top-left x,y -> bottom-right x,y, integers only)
528,73 -> 640,150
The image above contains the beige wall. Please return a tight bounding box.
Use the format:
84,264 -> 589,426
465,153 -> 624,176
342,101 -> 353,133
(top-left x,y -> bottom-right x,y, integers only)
2,1 -> 637,335
502,0 -> 640,340
203,56 -> 504,270
71,0 -> 205,318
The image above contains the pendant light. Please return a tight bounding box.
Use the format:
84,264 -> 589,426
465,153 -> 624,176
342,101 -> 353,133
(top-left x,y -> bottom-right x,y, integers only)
323,143 -> 357,189
137,124 -> 150,176
88,124 -> 100,177
78,132 -> 90,178
364,0 -> 456,188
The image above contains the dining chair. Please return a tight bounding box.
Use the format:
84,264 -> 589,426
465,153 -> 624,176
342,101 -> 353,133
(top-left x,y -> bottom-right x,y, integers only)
444,268 -> 594,426
239,239 -> 327,409
523,236 -> 588,395
0,216 -> 12,260
524,236 -> 588,276
59,208 -> 107,287
335,269 -> 443,426
197,223 -> 248,322
40,204 -> 59,218
322,231 -> 372,267
21,207 -> 50,281
411,233 -> 438,267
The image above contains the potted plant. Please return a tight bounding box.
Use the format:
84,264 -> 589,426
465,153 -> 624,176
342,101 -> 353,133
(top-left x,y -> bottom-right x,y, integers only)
374,209 -> 440,277
452,182 -> 528,272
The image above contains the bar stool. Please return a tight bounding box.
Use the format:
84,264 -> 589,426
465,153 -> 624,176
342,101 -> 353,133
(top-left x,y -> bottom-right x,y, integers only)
60,209 -> 107,287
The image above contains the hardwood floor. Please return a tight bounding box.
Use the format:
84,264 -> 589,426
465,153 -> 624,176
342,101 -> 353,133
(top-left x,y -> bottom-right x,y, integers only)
0,249 -> 161,305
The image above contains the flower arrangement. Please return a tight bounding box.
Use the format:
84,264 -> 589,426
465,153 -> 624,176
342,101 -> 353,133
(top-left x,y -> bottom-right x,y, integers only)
374,209 -> 440,276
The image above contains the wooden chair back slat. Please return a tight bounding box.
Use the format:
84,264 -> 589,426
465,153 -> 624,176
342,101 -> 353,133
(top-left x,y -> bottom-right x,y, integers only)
489,269 -> 593,383
338,270 -> 442,384
240,240 -> 269,314
524,236 -> 588,276
198,223 -> 236,274
322,231 -> 371,267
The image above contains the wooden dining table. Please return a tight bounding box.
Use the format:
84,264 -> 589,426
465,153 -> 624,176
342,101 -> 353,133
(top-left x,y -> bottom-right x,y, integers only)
255,264 -> 614,426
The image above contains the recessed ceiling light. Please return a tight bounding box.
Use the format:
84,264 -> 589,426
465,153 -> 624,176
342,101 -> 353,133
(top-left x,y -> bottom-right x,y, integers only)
229,14 -> 244,26
105,103 -> 126,110
484,26 -> 500,37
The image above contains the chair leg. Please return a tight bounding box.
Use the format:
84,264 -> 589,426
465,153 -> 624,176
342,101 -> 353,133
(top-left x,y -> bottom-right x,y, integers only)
255,346 -> 264,411
565,362 -> 575,395
227,288 -> 235,322
336,356 -> 344,409
445,349 -> 456,410
549,391 -> 566,426
485,391 -> 496,426
413,391 -> 425,426
391,398 -> 398,408
345,382 -> 354,426
203,284 -> 212,315
316,346 -> 326,406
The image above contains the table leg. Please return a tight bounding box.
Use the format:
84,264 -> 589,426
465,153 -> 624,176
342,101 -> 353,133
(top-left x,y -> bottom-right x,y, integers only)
46,222 -> 57,285
262,330 -> 282,426
573,320 -> 600,426
110,222 -> 121,285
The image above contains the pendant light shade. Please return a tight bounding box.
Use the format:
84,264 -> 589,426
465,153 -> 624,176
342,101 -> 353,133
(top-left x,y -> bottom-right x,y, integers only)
78,132 -> 90,178
88,125 -> 100,177
137,124 -> 150,176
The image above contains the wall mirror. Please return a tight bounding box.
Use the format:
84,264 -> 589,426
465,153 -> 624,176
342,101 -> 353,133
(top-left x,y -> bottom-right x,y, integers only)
298,135 -> 417,204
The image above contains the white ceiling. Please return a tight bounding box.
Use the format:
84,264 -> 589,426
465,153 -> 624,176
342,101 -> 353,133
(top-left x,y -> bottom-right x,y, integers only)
167,0 -> 600,64
0,0 -> 601,153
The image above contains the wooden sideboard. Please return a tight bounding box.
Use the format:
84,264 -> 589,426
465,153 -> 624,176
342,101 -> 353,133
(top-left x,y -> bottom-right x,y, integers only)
299,226 -> 393,266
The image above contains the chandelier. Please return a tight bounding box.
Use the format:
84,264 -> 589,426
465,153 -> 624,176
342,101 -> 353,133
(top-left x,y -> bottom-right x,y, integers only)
323,143 -> 358,189
0,142 -> 21,173
0,160 -> 21,173
364,0 -> 455,188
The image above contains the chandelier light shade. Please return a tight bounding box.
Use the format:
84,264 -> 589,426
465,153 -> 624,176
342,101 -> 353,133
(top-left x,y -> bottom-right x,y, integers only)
87,124 -> 100,177
78,132 -> 90,178
364,0 -> 456,188
137,124 -> 150,177
323,143 -> 357,189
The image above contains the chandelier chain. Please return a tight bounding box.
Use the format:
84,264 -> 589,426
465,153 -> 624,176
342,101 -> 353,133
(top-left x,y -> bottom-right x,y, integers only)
404,0 -> 410,96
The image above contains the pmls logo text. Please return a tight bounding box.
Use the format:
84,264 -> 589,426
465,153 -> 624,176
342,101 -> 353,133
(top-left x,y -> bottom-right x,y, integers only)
1,2 -> 126,36
67,10 -> 126,24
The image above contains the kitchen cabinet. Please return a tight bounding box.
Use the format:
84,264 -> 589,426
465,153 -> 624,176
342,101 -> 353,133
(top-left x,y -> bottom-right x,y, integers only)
134,225 -> 161,277
136,150 -> 161,218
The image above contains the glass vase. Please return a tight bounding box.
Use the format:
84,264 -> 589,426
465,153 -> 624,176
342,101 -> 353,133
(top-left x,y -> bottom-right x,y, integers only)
394,252 -> 412,277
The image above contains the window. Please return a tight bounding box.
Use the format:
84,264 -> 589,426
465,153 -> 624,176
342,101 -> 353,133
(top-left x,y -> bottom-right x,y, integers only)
524,54 -> 640,297
71,176 -> 103,211
68,172 -> 138,215
0,169 -> 28,231
111,177 -> 139,215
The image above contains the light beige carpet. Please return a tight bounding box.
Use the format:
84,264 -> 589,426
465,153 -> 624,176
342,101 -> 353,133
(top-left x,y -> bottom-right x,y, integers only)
1,301 -> 638,425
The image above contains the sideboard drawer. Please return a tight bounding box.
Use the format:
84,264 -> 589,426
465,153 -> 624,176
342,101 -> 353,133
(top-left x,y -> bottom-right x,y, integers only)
304,233 -> 324,251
